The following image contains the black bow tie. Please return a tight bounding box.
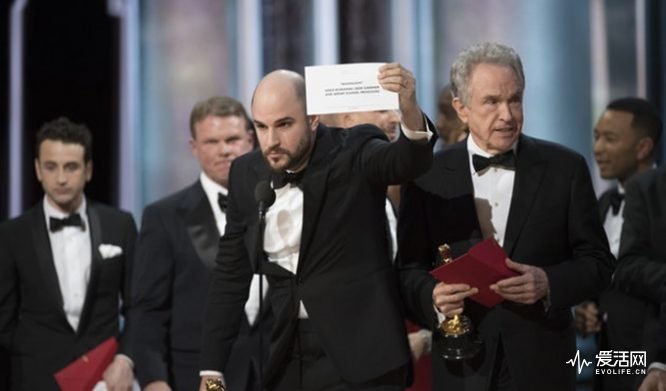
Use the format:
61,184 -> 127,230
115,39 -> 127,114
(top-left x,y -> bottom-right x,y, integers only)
609,189 -> 624,215
49,213 -> 85,232
217,193 -> 228,213
472,151 -> 516,172
273,170 -> 305,189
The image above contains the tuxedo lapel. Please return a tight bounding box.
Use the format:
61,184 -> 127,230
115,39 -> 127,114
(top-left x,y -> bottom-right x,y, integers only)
183,183 -> 220,270
439,143 -> 484,249
436,143 -> 475,199
504,135 -> 546,255
597,190 -> 613,218
30,206 -> 65,311
297,126 -> 335,274
78,204 -> 103,333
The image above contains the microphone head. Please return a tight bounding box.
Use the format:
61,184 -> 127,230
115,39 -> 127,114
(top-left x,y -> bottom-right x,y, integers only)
254,180 -> 276,208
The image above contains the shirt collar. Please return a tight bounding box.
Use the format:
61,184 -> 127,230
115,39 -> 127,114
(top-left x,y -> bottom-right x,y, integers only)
43,195 -> 88,231
467,135 -> 518,159
199,172 -> 228,199
43,195 -> 87,219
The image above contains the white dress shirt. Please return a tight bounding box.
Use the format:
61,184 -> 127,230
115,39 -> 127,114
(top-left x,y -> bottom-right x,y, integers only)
263,182 -> 308,317
467,136 -> 516,247
200,172 -> 267,326
436,138 -> 517,324
602,185 -> 625,258
385,199 -> 398,262
44,197 -> 91,331
200,172 -> 228,235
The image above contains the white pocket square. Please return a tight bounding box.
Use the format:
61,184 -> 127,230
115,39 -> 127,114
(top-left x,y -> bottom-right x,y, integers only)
98,244 -> 123,259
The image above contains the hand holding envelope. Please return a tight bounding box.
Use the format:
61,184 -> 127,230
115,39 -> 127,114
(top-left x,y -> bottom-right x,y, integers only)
490,258 -> 550,305
304,62 -> 424,131
431,239 -> 550,311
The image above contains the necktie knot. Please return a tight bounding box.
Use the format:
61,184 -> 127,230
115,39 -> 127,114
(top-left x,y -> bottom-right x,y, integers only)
217,192 -> 228,213
273,170 -> 305,189
49,213 -> 84,232
609,189 -> 624,215
472,151 -> 516,172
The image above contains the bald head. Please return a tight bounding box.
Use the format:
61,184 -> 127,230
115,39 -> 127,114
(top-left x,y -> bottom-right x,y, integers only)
253,69 -> 307,114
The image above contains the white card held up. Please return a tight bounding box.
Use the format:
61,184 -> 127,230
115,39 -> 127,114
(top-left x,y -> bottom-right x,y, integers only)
304,63 -> 399,115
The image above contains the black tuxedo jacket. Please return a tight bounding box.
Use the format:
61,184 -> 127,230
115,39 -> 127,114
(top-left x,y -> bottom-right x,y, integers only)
398,135 -> 614,391
0,201 -> 136,390
596,184 -> 657,390
200,123 -> 433,386
608,167 -> 666,383
126,181 -> 270,391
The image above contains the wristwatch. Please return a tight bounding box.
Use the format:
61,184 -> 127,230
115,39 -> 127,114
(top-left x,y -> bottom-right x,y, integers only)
204,378 -> 227,391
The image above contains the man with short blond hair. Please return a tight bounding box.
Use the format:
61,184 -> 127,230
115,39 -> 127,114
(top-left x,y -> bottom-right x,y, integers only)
126,96 -> 258,391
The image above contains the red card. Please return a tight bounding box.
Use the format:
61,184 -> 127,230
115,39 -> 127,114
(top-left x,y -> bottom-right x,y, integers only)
430,238 -> 518,307
54,337 -> 118,391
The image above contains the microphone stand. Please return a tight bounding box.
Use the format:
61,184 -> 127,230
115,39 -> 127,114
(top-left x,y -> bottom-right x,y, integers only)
256,200 -> 268,391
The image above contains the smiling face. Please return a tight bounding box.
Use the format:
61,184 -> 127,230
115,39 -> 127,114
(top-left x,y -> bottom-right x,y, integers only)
593,109 -> 642,183
453,63 -> 524,155
35,140 -> 92,213
190,114 -> 254,188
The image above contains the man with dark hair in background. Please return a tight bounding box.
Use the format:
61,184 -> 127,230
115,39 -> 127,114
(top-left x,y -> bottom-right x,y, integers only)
574,97 -> 662,390
125,96 -> 261,391
0,117 -> 137,390
398,42 -> 614,391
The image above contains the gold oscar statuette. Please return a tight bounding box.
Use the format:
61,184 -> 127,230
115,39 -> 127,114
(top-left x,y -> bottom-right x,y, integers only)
436,244 -> 482,360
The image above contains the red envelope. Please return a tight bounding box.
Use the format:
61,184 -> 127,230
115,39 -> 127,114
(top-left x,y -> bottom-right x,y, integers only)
54,337 -> 118,391
430,238 -> 518,307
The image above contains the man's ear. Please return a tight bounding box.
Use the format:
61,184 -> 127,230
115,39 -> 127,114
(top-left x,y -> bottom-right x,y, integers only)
34,159 -> 42,182
85,161 -> 93,182
247,130 -> 256,148
452,97 -> 469,124
309,115 -> 320,130
636,136 -> 654,161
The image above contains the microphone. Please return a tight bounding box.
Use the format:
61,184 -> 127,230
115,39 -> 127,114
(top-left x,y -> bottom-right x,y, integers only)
254,180 -> 276,218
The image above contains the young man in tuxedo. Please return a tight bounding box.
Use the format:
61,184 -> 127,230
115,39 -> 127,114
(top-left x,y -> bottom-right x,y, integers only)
125,96 -> 259,391
0,117 -> 137,390
574,97 -> 662,390
199,64 -> 433,390
397,42 -> 614,391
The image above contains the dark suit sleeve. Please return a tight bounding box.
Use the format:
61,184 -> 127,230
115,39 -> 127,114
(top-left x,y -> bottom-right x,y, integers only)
656,284 -> 666,364
0,221 -> 18,354
123,205 -> 173,383
613,172 -> 666,305
120,212 -> 137,319
542,155 -> 614,310
357,116 -> 434,186
397,182 -> 438,329
200,162 -> 254,372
